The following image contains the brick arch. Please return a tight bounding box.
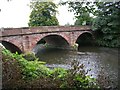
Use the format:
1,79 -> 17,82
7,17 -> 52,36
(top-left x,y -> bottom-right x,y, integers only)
30,33 -> 70,50
0,40 -> 22,54
75,31 -> 94,46
1,36 -> 24,52
38,34 -> 69,45
77,31 -> 93,39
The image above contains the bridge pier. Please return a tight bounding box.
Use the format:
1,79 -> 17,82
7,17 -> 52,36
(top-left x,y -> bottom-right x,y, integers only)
70,43 -> 78,51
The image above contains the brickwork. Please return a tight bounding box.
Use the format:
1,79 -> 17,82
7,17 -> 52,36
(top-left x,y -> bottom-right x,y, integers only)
0,26 -> 92,53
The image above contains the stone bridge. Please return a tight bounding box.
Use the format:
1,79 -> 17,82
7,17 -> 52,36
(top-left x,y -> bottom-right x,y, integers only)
0,26 -> 94,54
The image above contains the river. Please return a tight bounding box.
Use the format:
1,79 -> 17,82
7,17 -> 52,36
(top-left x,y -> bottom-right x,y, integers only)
34,45 -> 118,88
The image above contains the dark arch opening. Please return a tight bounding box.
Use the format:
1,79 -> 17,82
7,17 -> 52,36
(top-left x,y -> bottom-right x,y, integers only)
33,35 -> 70,61
37,38 -> 46,44
0,41 -> 22,54
37,34 -> 69,47
33,34 -> 70,54
76,32 -> 94,47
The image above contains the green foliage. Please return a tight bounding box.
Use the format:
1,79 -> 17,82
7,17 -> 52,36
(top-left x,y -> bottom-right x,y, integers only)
28,1 -> 59,26
23,52 -> 39,61
1,48 -> 23,89
74,14 -> 93,25
2,48 -> 99,89
21,60 -> 51,80
2,49 -> 50,80
60,60 -> 99,89
92,2 -> 120,47
60,2 -> 95,25
2,48 -> 18,60
51,68 -> 68,80
60,1 -> 119,47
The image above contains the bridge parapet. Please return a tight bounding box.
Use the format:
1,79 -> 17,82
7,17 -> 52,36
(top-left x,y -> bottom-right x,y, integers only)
0,26 -> 91,37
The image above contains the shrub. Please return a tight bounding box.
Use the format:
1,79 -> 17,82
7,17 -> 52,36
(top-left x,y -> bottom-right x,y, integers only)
2,48 -> 99,89
22,52 -> 38,61
1,48 -> 24,89
59,60 -> 99,89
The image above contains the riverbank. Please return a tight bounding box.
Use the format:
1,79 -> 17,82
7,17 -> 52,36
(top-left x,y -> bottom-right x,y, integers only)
1,47 -> 100,89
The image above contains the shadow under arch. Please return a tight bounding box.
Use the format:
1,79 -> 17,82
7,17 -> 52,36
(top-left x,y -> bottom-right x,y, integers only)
76,32 -> 94,48
37,34 -> 69,47
32,34 -> 70,54
0,41 -> 22,54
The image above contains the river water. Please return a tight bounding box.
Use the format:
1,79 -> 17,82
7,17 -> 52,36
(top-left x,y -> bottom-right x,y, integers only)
34,45 -> 118,88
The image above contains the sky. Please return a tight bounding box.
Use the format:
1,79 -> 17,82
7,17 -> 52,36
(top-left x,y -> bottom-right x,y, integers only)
0,0 -> 75,28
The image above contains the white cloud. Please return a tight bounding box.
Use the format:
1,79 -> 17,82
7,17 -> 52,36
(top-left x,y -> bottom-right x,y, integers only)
0,0 -> 74,28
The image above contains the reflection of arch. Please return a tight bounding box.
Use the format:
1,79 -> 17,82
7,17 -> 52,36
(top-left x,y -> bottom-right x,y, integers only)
36,34 -> 69,47
0,41 -> 22,54
76,32 -> 94,46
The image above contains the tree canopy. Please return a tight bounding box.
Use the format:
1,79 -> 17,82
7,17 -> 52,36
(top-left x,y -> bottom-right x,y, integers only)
60,2 -> 96,25
92,2 -> 120,47
28,1 -> 59,26
60,1 -> 120,47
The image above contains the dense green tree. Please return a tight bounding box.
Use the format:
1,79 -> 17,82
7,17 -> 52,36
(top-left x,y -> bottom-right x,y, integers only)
28,1 -> 59,26
92,2 -> 120,47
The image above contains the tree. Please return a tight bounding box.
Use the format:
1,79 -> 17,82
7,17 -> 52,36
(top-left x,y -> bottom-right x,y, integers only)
61,1 -> 120,47
60,2 -> 96,25
28,1 -> 59,26
74,13 -> 93,25
92,2 -> 120,47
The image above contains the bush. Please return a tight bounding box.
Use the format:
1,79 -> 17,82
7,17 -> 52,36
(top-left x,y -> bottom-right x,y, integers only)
1,48 -> 24,89
2,48 -> 99,89
23,52 -> 38,61
59,60 -> 99,89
